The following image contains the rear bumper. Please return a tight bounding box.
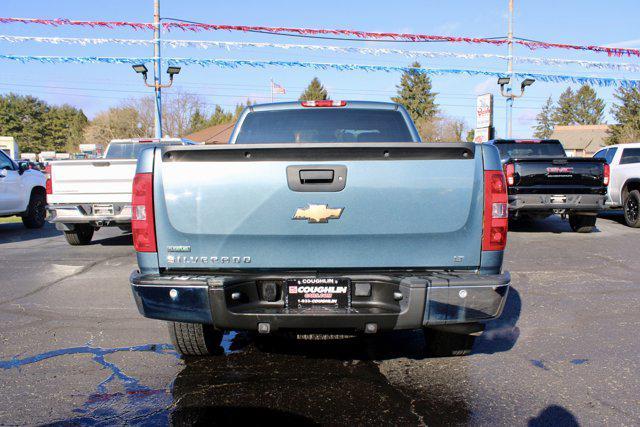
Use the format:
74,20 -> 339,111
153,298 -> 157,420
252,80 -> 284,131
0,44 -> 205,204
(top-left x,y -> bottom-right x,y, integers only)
47,203 -> 131,226
508,193 -> 605,212
130,270 -> 510,332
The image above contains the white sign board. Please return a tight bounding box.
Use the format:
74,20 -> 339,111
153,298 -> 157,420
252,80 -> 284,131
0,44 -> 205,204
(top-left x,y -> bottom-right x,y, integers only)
476,94 -> 493,129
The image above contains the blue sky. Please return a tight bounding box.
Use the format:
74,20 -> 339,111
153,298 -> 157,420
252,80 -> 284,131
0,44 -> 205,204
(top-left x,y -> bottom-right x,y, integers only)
2,0 -> 640,137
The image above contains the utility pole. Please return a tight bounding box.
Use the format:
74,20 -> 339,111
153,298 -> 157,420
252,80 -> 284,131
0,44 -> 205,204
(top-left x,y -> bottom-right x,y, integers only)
153,0 -> 162,139
133,1 -> 181,138
506,0 -> 514,138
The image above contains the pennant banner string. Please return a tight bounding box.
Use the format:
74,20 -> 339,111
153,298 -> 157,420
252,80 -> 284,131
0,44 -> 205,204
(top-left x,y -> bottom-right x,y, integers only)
2,35 -> 639,72
0,17 -> 639,57
1,54 -> 638,87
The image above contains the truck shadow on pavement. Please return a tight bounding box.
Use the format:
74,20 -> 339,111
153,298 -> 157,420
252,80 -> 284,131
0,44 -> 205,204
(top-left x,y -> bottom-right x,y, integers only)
168,287 -> 521,425
171,337 -> 472,425
509,215 -> 600,234
0,222 -> 61,243
91,232 -> 133,246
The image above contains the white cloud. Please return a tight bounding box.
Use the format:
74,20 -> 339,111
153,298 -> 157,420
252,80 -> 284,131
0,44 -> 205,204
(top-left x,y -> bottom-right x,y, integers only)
435,21 -> 460,36
474,78 -> 495,95
517,111 -> 537,126
604,38 -> 640,48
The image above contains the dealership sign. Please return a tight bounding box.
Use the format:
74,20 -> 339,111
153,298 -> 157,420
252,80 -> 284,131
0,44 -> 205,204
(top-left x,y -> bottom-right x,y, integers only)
476,94 -> 493,129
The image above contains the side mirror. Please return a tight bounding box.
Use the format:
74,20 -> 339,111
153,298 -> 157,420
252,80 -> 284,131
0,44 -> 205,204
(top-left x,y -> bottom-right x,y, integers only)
17,162 -> 28,175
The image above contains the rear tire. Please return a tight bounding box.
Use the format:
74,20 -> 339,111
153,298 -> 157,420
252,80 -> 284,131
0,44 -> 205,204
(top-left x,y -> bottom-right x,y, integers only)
63,225 -> 94,245
423,327 -> 476,357
623,190 -> 640,228
168,321 -> 223,356
568,213 -> 597,233
21,190 -> 46,229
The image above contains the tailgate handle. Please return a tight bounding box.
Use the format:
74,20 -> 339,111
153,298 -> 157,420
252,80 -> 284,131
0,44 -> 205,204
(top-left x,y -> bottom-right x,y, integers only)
287,165 -> 347,192
299,169 -> 334,184
92,162 -> 110,167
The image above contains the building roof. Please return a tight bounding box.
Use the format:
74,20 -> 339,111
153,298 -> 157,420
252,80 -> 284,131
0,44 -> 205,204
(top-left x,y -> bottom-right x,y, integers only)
184,122 -> 236,144
550,125 -> 609,152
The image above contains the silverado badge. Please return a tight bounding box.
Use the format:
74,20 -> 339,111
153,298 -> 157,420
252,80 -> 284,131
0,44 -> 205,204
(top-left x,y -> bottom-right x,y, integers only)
293,204 -> 344,223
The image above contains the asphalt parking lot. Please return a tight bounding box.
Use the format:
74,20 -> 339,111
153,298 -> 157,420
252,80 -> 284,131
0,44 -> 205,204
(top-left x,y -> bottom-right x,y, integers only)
1,213 -> 639,425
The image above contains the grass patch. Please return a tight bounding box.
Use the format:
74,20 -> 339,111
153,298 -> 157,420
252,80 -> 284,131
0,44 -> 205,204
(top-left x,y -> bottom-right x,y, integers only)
0,216 -> 22,223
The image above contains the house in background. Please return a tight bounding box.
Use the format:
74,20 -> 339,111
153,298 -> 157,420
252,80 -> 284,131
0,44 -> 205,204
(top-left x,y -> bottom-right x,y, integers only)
550,124 -> 609,157
184,122 -> 236,144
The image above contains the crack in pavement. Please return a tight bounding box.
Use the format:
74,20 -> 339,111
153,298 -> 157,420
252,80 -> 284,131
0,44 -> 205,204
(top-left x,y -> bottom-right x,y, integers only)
0,254 -> 131,306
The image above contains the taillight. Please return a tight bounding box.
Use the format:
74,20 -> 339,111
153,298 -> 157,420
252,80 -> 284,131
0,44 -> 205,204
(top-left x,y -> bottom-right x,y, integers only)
301,100 -> 347,107
603,163 -> 610,186
45,165 -> 52,195
504,163 -> 515,186
132,173 -> 156,252
482,170 -> 508,251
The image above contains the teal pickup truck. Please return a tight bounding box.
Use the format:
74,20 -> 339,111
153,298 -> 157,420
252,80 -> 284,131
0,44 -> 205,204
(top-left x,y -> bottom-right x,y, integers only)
129,100 -> 510,357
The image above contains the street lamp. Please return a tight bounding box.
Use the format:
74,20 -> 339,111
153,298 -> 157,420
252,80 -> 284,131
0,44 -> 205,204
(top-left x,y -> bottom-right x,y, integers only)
132,64 -> 180,89
498,76 -> 535,100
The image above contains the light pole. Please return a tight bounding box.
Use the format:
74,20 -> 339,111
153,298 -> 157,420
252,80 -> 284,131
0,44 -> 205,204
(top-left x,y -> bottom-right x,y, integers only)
506,0 -> 514,138
131,0 -> 183,139
131,64 -> 181,138
498,77 -> 535,137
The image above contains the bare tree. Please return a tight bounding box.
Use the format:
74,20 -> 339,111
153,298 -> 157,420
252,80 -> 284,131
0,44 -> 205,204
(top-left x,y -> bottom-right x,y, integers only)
83,107 -> 148,147
125,91 -> 206,137
415,115 -> 467,142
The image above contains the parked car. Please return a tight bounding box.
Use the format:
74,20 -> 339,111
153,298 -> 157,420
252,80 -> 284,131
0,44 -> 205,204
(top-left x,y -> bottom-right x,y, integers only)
129,100 -> 511,357
46,138 -> 199,246
0,150 -> 46,228
488,139 -> 608,233
594,142 -> 640,227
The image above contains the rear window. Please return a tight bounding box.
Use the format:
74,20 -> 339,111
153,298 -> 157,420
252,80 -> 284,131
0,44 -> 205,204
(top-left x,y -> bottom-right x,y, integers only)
620,148 -> 640,165
494,142 -> 566,160
234,108 -> 415,144
105,143 -> 180,159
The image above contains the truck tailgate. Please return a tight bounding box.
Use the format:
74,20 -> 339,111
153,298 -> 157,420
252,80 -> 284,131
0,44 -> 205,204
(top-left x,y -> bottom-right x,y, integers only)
509,157 -> 606,193
49,159 -> 137,204
153,144 -> 484,270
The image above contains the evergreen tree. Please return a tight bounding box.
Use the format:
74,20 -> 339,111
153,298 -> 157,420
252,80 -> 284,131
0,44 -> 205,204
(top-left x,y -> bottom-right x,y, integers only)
533,96 -> 555,138
208,105 -> 234,126
0,93 -> 87,153
188,108 -> 209,133
551,87 -> 576,126
606,86 -> 640,145
299,77 -> 329,101
391,62 -> 438,123
573,85 -> 605,125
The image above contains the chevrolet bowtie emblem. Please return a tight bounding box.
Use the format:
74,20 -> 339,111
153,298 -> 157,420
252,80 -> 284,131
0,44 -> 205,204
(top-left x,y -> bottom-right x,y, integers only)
293,204 -> 344,223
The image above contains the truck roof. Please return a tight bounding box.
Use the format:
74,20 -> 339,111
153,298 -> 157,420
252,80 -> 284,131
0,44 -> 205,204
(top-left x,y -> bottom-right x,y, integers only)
248,100 -> 402,113
488,139 -> 562,145
601,142 -> 640,149
109,138 -> 197,145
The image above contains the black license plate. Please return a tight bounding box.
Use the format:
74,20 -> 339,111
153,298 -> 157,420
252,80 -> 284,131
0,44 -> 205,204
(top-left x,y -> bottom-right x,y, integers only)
285,278 -> 351,309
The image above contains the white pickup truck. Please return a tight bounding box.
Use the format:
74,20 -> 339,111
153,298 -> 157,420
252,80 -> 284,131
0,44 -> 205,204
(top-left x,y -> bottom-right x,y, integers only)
0,149 -> 47,228
594,143 -> 640,227
47,138 -> 198,245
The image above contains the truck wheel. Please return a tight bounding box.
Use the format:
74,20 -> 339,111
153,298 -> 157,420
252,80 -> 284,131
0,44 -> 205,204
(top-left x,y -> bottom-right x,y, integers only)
623,190 -> 640,228
423,327 -> 476,357
168,321 -> 223,356
21,190 -> 46,229
568,214 -> 597,233
63,225 -> 94,245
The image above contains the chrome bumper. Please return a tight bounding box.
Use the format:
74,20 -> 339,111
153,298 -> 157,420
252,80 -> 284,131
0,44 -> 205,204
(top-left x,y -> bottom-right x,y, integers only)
47,204 -> 131,225
130,271 -> 510,331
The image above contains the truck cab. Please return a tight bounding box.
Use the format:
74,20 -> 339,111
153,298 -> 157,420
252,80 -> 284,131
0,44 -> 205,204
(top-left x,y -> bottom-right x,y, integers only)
0,149 -> 47,228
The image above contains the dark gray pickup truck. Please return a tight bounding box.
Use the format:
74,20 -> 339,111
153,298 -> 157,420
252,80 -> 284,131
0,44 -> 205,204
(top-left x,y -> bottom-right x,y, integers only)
488,139 -> 609,232
129,101 -> 511,357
